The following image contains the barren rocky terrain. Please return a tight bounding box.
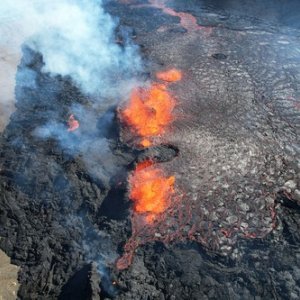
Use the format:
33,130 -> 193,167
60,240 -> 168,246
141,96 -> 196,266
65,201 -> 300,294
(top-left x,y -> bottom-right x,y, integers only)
0,0 -> 300,299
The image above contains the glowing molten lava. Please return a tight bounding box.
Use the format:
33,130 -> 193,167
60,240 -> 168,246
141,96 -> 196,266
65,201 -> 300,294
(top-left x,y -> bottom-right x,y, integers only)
156,68 -> 182,82
136,0 -> 212,34
67,114 -> 79,132
129,161 -> 175,223
140,139 -> 152,148
117,69 -> 182,270
116,159 -> 183,270
121,83 -> 176,144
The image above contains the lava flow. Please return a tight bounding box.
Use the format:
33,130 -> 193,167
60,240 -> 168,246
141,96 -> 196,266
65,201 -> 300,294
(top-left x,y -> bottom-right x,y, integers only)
116,160 -> 184,270
120,69 -> 181,147
67,114 -> 79,132
129,160 -> 175,223
126,0 -> 212,34
149,0 -> 202,33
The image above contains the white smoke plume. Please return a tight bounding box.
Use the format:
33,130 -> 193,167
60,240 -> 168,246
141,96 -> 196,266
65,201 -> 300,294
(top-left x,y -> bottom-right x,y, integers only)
0,0 -> 142,130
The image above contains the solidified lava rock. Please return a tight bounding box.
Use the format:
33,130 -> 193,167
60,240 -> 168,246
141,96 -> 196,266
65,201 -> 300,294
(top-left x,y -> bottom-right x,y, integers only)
59,263 -> 101,300
0,47 -> 134,298
211,53 -> 228,60
137,144 -> 179,164
108,1 -> 300,299
0,1 -> 300,300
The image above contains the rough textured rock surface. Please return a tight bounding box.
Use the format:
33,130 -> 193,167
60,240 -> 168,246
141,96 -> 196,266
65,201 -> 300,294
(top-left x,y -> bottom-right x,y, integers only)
0,0 -> 300,299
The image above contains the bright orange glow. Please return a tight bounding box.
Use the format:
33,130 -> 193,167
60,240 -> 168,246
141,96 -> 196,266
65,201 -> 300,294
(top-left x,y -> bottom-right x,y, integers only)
67,114 -> 79,132
121,83 -> 175,142
140,139 -> 152,147
156,69 -> 182,82
129,161 -> 175,222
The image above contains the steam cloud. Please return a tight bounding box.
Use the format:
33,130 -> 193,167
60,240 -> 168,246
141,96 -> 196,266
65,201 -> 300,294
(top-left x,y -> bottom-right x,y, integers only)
1,0 -> 144,289
0,0 -> 142,130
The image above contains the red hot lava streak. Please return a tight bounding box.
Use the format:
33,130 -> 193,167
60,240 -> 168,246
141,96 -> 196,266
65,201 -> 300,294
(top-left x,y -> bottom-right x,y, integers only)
126,0 -> 212,34
149,0 -> 203,33
67,114 -> 79,132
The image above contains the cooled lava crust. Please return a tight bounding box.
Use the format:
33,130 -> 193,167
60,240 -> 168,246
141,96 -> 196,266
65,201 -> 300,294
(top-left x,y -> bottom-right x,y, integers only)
1,0 -> 300,299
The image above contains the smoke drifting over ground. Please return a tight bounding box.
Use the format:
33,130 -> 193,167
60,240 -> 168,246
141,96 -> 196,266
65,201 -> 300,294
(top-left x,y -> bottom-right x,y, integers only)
0,0 -> 142,131
0,1 -> 143,293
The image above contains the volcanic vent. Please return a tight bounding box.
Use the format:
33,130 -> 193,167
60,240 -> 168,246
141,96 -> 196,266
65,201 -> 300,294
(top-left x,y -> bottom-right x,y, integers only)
117,65 -> 279,269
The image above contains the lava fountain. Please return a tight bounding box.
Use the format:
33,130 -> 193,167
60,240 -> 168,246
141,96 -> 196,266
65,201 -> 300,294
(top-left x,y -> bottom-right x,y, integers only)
117,160 -> 184,270
117,69 -> 184,269
120,69 -> 181,147
129,160 -> 175,223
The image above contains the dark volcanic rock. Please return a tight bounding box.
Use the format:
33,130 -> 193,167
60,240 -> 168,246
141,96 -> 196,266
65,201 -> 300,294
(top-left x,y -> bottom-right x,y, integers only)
59,263 -> 101,300
0,48 -> 134,298
0,0 -> 300,299
106,1 -> 300,299
211,53 -> 228,60
137,144 -> 179,163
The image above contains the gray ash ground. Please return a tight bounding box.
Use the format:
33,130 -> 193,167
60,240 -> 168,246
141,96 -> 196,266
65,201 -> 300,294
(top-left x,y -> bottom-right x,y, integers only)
1,0 -> 300,299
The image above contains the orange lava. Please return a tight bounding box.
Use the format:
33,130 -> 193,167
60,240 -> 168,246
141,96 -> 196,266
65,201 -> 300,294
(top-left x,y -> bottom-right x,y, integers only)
121,83 -> 175,143
67,114 -> 79,132
148,0 -> 211,33
120,0 -> 212,34
140,139 -> 152,147
129,161 -> 175,222
156,68 -> 182,82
